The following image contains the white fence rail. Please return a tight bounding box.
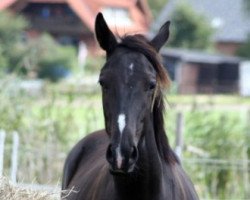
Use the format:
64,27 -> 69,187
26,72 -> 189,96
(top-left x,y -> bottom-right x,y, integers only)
0,130 -> 61,192
0,130 -> 6,176
0,130 -> 19,183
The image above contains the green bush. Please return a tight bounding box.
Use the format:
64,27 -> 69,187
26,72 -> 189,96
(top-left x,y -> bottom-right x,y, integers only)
237,34 -> 250,59
0,76 -> 103,183
19,34 -> 77,81
183,110 -> 249,199
0,12 -> 77,80
84,55 -> 105,75
0,46 -> 8,71
36,35 -> 77,81
0,11 -> 27,72
169,2 -> 213,49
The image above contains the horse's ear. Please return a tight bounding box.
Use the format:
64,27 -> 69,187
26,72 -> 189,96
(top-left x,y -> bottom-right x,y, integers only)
95,13 -> 117,55
150,21 -> 170,52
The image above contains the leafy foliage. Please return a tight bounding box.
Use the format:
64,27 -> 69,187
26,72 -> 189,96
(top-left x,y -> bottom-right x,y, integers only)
0,12 -> 77,80
237,34 -> 250,58
183,110 -> 249,199
23,34 -> 77,81
148,0 -> 168,18
169,3 -> 213,49
244,0 -> 250,13
0,46 -> 8,70
84,56 -> 105,75
0,11 -> 27,72
0,76 -> 103,183
0,12 -> 27,49
242,0 -> 250,59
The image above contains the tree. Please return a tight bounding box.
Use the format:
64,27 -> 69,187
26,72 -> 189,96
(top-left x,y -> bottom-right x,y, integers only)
237,34 -> 250,58
33,34 -> 77,81
244,0 -> 250,13
169,3 -> 213,50
0,11 -> 77,80
237,0 -> 250,58
148,0 -> 168,18
0,11 -> 28,72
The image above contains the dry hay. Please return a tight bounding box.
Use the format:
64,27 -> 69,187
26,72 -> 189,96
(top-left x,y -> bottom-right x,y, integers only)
0,177 -> 60,200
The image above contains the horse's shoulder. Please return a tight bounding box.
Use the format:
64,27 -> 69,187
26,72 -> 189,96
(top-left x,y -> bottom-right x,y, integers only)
82,129 -> 109,147
62,130 -> 108,189
163,163 -> 199,200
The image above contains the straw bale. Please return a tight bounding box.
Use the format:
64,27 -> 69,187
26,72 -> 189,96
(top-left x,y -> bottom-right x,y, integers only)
0,177 -> 60,200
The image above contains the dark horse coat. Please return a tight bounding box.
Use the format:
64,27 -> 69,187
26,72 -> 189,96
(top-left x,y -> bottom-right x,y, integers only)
62,13 -> 199,200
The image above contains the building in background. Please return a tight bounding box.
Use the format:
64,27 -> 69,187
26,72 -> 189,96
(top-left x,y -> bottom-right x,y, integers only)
153,0 -> 250,95
161,48 -> 250,95
153,0 -> 250,56
0,0 -> 152,52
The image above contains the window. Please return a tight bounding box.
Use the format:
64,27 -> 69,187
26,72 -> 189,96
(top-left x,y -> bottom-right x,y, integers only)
211,17 -> 224,28
102,7 -> 133,26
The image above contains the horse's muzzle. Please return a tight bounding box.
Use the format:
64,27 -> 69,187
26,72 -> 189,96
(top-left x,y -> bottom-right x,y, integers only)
106,144 -> 138,175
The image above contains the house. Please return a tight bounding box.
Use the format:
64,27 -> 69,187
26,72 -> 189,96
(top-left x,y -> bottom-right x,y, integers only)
0,0 -> 152,51
153,0 -> 250,56
161,48 -> 243,94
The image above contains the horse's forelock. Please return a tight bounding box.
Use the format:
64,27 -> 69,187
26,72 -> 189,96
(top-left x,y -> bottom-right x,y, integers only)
119,35 -> 171,89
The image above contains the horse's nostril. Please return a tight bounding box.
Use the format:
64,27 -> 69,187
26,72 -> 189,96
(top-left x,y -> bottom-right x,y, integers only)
130,146 -> 138,161
106,144 -> 113,164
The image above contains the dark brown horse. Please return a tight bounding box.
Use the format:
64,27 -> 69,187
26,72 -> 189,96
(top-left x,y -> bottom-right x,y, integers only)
62,13 -> 199,200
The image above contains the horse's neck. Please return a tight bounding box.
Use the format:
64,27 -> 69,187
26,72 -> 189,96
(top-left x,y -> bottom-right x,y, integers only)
114,115 -> 163,200
141,114 -> 163,191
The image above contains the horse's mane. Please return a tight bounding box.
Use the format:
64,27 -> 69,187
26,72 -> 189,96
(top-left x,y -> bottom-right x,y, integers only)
118,35 -> 179,164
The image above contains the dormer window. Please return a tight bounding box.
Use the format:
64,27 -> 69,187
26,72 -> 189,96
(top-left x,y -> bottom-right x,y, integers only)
102,7 -> 133,26
211,17 -> 224,29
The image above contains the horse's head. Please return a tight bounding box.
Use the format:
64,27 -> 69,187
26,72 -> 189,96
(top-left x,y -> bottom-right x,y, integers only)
95,13 -> 170,175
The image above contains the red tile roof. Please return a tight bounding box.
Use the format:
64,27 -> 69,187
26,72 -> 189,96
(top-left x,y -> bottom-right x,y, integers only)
0,0 -> 152,35
0,0 -> 16,10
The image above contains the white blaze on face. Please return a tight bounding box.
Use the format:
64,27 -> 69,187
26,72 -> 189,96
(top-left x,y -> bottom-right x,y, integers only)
129,63 -> 134,70
116,113 -> 126,169
116,146 -> 123,169
118,114 -> 126,134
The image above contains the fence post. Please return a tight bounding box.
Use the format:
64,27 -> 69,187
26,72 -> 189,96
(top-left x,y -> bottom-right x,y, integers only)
10,132 -> 19,184
0,130 -> 6,176
175,112 -> 184,159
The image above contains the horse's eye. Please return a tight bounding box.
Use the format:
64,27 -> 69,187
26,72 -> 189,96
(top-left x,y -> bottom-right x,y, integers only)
99,80 -> 108,90
99,79 -> 104,86
148,81 -> 156,90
